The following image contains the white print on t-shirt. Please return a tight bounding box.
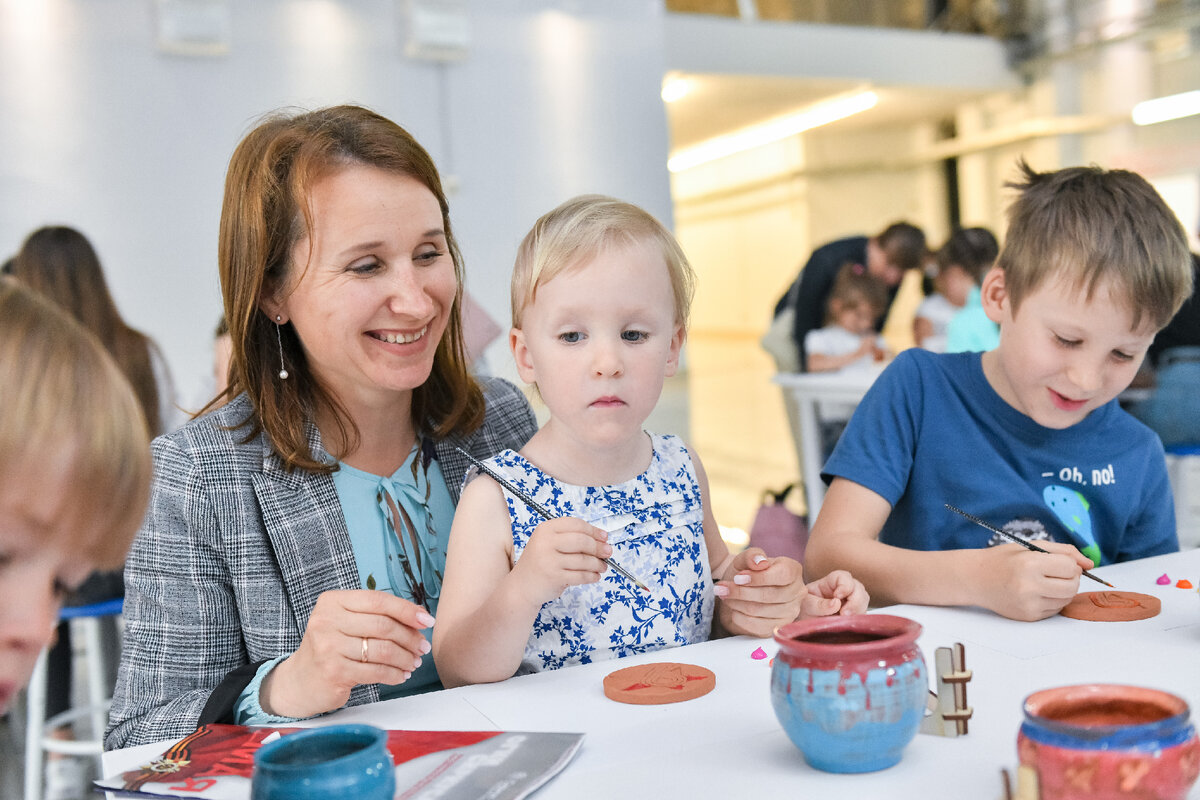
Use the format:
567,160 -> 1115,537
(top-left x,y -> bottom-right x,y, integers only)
1040,463 -> 1116,487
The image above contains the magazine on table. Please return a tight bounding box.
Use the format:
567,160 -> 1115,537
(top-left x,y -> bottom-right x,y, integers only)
96,723 -> 584,800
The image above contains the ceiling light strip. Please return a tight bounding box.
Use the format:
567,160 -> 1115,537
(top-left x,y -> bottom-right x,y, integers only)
667,90 -> 877,173
1132,90 -> 1200,126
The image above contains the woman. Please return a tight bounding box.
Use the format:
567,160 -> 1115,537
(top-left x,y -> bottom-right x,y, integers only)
0,278 -> 150,715
105,105 -> 538,748
10,226 -> 176,435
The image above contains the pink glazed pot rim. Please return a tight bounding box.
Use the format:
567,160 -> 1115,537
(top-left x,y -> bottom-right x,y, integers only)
1024,683 -> 1189,723
774,614 -> 922,655
1021,684 -> 1192,749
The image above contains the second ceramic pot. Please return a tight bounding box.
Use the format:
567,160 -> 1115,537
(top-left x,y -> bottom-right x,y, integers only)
1018,684 -> 1200,800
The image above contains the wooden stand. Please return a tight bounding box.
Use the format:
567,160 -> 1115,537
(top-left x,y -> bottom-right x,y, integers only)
920,642 -> 974,736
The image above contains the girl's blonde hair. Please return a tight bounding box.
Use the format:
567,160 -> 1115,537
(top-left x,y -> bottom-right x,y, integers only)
0,278 -> 151,568
511,194 -> 695,329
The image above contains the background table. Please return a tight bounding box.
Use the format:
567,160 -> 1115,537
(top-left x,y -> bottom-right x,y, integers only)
773,367 -> 881,518
104,548 -> 1200,798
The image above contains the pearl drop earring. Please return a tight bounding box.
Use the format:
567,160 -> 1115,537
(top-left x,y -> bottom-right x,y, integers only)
275,316 -> 289,380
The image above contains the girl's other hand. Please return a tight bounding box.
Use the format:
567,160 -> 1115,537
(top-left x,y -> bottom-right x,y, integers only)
713,548 -> 806,637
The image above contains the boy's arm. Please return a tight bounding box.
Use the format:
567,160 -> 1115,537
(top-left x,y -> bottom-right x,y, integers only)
806,478 -> 1091,622
432,476 -> 609,687
1118,452 -> 1179,561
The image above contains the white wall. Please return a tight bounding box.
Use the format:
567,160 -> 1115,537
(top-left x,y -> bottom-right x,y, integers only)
0,0 -> 674,407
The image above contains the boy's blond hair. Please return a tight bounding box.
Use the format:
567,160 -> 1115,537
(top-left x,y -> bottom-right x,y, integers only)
0,278 -> 151,569
511,194 -> 696,329
997,160 -> 1193,330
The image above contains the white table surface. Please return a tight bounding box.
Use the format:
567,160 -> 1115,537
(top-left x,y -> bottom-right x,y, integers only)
104,548 -> 1200,799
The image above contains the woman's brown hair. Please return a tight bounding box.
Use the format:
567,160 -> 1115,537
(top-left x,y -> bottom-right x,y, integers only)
11,226 -> 164,435
214,104 -> 484,472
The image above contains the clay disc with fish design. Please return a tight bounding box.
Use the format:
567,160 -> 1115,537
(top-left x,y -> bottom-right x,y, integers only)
603,662 -> 716,705
1059,590 -> 1161,622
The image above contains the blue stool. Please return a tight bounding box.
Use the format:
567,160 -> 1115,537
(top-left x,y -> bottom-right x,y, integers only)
23,597 -> 123,800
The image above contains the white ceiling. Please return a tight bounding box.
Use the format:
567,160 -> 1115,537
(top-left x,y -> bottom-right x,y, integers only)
662,72 -> 992,152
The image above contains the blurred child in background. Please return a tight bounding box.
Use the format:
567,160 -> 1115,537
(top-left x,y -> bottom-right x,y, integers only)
914,227 -> 999,353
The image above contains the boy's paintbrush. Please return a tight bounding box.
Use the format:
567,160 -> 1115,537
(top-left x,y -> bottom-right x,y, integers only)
455,446 -> 652,593
944,503 -> 1114,588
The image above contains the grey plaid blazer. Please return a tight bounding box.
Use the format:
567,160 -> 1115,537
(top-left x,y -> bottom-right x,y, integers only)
105,378 -> 536,749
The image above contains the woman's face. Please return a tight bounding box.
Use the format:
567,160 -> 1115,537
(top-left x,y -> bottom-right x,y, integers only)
266,164 -> 458,417
0,468 -> 96,713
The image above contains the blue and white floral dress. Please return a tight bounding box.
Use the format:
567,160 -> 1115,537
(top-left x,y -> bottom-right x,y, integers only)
479,433 -> 714,674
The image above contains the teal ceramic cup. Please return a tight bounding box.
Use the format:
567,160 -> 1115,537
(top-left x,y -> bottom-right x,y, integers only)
251,724 -> 395,800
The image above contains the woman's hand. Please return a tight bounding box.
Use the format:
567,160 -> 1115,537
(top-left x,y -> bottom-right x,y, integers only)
510,517 -> 610,609
800,569 -> 869,618
261,589 -> 434,718
713,548 -> 807,638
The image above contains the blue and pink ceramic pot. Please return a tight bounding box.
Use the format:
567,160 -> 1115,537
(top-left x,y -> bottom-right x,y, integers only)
770,613 -> 927,773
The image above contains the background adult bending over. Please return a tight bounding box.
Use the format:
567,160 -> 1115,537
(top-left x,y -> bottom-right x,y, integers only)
106,105 -> 537,749
773,221 -> 926,372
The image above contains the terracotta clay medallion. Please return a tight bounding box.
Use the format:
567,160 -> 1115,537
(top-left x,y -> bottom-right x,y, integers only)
602,662 -> 716,705
1059,590 -> 1161,622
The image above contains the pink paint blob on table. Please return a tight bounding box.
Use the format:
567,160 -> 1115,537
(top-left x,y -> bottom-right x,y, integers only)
1157,573 -> 1171,585
751,647 -> 768,660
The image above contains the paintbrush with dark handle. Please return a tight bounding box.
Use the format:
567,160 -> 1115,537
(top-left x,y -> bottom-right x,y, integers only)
944,503 -> 1114,588
456,446 -> 652,593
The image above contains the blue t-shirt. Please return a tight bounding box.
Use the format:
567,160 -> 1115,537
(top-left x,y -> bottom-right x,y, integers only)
822,349 -> 1177,565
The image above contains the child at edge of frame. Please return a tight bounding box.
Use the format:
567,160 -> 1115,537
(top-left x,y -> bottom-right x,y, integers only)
804,158 -> 1195,622
432,194 -> 870,686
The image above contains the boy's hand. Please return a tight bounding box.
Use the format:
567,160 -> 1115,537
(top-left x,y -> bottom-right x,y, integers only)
800,569 -> 869,618
978,542 -> 1091,621
511,517 -> 610,607
714,548 -> 806,637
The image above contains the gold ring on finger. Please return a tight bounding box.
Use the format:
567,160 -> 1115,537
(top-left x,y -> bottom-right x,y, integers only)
361,636 -> 369,663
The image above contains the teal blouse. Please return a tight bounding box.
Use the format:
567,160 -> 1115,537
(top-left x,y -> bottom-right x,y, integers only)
234,439 -> 455,723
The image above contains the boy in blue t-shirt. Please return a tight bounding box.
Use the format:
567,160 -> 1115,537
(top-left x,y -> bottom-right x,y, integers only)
805,160 -> 1195,621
